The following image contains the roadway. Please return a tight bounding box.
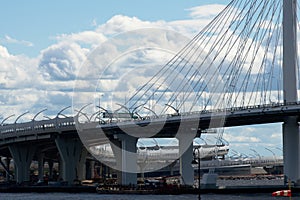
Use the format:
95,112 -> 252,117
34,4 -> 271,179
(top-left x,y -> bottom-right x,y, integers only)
1,102 -> 300,147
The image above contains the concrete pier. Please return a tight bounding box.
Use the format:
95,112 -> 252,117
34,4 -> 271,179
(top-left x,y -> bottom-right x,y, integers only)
77,148 -> 88,180
177,137 -> 194,186
111,134 -> 138,185
47,160 -> 54,180
282,0 -> 300,185
179,144 -> 194,185
5,157 -> 11,182
55,136 -> 85,184
37,151 -> 44,181
8,144 -> 36,183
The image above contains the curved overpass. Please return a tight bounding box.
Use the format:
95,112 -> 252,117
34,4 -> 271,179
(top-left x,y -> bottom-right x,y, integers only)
0,103 -> 300,185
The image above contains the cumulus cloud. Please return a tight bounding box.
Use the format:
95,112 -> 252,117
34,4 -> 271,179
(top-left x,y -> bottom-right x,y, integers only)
0,14 -> 197,121
39,42 -> 88,81
0,4 -> 285,156
0,45 -> 40,89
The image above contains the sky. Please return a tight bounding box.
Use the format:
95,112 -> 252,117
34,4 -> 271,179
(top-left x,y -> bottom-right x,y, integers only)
0,0 -> 283,158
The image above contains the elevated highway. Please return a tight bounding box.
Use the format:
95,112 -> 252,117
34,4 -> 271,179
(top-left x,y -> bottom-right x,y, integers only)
0,103 -> 299,185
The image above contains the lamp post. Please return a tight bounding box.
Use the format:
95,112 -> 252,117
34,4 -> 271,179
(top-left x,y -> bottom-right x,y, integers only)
265,147 -> 277,164
1,114 -> 15,125
98,94 -> 104,123
250,148 -> 262,162
192,146 -> 201,200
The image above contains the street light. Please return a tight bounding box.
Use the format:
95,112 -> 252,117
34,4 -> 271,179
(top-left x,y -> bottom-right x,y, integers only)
14,111 -> 30,124
56,106 -> 71,118
192,146 -> 201,200
143,106 -> 158,118
32,108 -> 47,121
98,94 -> 104,122
265,147 -> 277,164
250,148 -> 262,163
1,114 -> 15,125
165,104 -> 179,115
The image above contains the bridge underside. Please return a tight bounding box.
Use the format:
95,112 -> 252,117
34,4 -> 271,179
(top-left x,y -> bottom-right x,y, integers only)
1,103 -> 300,185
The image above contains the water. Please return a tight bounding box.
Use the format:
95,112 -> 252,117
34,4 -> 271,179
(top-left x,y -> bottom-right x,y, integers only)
0,179 -> 293,199
0,193 -> 297,200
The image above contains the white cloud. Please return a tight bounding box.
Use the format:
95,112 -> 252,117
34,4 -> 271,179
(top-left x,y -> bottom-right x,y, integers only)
0,5 -> 286,157
56,31 -> 107,49
96,15 -> 159,35
0,45 -> 40,89
39,42 -> 88,81
187,4 -> 226,19
224,133 -> 261,143
2,35 -> 34,47
0,45 -> 10,58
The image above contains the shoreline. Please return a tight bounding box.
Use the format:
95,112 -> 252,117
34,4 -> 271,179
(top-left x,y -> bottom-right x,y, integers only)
0,175 -> 293,195
0,184 -> 295,195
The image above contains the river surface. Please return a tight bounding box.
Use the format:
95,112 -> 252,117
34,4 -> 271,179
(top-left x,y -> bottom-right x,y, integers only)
0,178 -> 296,199
0,193 -> 297,200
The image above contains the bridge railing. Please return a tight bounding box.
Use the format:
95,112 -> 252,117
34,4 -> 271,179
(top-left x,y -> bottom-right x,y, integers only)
200,157 -> 284,168
0,117 -> 75,140
1,101 -> 300,140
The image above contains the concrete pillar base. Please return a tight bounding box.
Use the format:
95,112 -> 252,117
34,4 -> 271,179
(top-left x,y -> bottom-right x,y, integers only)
37,151 -> 44,181
283,116 -> 300,185
77,148 -> 88,181
9,144 -> 36,183
55,136 -> 84,185
48,160 -> 54,180
177,137 -> 194,186
111,135 -> 138,185
5,157 -> 11,181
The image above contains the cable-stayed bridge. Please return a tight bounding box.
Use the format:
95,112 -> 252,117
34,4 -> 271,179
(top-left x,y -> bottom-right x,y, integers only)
1,0 -> 300,186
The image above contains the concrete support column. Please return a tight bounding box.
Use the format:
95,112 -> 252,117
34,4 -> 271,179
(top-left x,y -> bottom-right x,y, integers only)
177,137 -> 194,186
283,0 -> 298,103
283,116 -> 300,184
99,163 -> 103,178
48,160 -> 54,180
106,165 -> 111,178
168,160 -> 177,176
90,160 -> 95,179
282,0 -> 300,186
55,136 -> 84,185
8,144 -> 36,184
77,148 -> 87,181
111,135 -> 138,185
58,157 -> 62,180
37,151 -> 44,181
85,161 -> 91,179
138,161 -> 148,181
6,157 -> 11,181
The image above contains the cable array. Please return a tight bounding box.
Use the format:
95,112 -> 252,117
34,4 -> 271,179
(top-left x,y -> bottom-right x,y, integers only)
125,0 -> 297,116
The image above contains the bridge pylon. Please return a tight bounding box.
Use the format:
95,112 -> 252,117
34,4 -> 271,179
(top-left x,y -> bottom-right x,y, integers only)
282,0 -> 300,185
110,134 -> 138,185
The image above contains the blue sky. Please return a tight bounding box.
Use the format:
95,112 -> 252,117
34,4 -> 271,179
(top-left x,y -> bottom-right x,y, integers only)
0,0 -> 229,56
0,0 -> 282,157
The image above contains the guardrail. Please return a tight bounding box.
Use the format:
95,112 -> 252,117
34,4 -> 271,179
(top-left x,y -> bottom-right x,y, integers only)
0,117 -> 75,140
200,157 -> 284,168
1,101 -> 300,140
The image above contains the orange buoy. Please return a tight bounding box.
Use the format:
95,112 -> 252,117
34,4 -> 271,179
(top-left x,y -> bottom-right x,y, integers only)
272,189 -> 291,197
